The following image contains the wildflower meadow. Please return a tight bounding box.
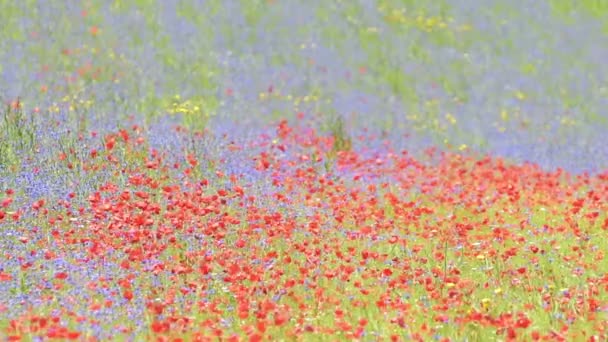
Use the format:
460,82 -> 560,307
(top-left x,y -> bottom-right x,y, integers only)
2,1 -> 608,341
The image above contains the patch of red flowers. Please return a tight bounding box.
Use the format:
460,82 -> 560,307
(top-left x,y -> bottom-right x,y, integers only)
3,121 -> 608,341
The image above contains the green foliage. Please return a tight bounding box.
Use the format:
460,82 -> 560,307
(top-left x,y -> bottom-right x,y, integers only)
0,101 -> 36,169
322,114 -> 352,172
548,0 -> 608,33
549,0 -> 608,18
329,115 -> 352,154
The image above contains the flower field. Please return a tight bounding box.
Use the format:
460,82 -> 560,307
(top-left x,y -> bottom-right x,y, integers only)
1,1 -> 608,341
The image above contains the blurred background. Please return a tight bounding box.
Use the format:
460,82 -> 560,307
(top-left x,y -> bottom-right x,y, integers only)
0,0 -> 607,174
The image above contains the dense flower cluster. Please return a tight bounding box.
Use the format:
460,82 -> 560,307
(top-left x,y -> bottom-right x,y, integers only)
1,121 -> 607,340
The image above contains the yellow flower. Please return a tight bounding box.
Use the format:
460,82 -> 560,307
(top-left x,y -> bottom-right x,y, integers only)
445,113 -> 457,125
500,109 -> 509,121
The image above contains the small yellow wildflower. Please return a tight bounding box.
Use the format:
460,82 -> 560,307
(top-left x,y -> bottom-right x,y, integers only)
481,298 -> 491,310
500,109 -> 509,121
445,113 -> 457,125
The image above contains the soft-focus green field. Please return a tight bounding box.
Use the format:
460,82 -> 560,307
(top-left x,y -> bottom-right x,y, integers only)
1,1 -> 608,341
